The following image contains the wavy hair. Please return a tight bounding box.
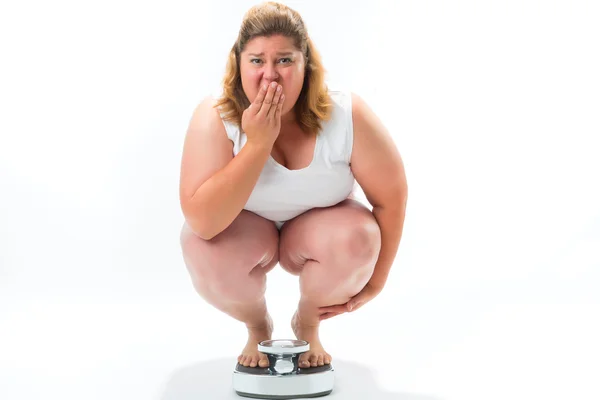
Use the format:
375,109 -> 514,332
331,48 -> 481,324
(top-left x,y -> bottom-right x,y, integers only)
213,1 -> 333,135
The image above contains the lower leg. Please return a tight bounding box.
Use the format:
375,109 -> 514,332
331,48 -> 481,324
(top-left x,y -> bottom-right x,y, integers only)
292,259 -> 376,367
190,265 -> 275,368
180,217 -> 279,368
291,295 -> 331,368
193,268 -> 271,328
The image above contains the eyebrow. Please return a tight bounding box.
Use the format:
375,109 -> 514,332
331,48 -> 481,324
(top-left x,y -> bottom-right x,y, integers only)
247,52 -> 294,57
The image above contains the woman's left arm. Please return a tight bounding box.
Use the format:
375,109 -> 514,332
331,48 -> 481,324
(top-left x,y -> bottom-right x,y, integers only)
317,93 -> 408,319
349,92 -> 408,290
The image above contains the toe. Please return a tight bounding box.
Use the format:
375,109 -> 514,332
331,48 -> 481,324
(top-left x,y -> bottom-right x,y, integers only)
299,356 -> 310,368
258,357 -> 269,368
249,357 -> 258,367
317,355 -> 324,366
242,356 -> 250,367
310,354 -> 318,367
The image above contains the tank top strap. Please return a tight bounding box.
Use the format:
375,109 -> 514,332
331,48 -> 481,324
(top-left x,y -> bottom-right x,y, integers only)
324,89 -> 354,165
217,105 -> 246,156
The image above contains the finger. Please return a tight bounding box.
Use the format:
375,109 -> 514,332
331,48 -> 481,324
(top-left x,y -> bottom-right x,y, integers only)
258,83 -> 277,117
252,84 -> 269,114
318,303 -> 345,311
274,93 -> 284,120
333,305 -> 347,313
267,85 -> 282,119
318,308 -> 335,315
320,304 -> 346,313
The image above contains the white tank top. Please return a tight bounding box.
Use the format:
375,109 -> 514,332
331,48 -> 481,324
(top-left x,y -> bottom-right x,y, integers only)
218,89 -> 357,230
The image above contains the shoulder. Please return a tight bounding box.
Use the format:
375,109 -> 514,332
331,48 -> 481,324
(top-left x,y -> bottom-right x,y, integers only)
194,95 -> 219,121
200,95 -> 234,131
348,91 -> 383,140
349,92 -> 367,123
186,95 -> 232,145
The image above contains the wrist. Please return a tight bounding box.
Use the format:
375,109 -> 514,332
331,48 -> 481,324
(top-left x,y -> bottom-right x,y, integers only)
246,139 -> 274,153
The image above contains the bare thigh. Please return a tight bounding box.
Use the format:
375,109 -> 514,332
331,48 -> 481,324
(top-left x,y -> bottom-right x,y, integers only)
180,210 -> 280,304
279,199 -> 380,275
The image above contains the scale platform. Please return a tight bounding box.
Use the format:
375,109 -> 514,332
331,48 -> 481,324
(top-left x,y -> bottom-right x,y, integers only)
232,339 -> 335,399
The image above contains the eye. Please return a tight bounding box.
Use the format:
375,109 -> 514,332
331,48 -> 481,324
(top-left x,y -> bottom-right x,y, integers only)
250,58 -> 292,64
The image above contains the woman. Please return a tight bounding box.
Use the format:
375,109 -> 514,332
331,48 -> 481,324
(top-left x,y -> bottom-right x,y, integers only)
179,1 -> 407,370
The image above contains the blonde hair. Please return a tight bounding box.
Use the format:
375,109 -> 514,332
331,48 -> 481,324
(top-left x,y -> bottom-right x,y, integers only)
213,1 -> 333,135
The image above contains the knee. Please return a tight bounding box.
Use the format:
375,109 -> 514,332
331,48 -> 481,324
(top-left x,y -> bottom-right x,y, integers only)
331,220 -> 381,267
300,222 -> 380,298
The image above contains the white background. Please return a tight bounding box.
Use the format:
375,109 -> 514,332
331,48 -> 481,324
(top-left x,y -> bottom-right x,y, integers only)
1,0 -> 599,399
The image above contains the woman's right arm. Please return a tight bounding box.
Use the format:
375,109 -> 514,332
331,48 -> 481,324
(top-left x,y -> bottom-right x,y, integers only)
179,97 -> 272,240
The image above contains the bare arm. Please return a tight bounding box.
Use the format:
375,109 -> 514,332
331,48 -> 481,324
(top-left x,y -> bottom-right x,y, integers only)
179,97 -> 272,240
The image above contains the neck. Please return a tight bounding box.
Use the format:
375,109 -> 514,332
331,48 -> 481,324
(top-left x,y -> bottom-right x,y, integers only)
281,109 -> 297,125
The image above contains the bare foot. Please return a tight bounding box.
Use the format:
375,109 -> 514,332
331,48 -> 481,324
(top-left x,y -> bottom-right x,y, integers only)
291,310 -> 332,368
238,314 -> 273,368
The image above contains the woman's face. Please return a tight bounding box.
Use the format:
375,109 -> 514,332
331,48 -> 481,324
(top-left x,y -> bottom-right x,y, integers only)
239,34 -> 306,124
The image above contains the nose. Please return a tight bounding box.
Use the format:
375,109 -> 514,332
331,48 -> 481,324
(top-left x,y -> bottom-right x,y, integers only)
263,64 -> 279,83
